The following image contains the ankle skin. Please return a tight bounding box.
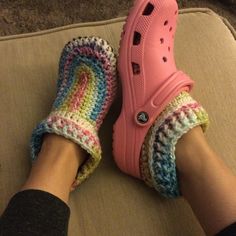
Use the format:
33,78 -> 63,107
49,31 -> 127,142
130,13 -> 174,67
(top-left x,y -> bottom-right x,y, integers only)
176,127 -> 236,235
22,134 -> 86,203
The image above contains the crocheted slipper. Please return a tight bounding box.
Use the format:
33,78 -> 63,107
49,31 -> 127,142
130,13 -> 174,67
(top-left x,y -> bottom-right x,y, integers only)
31,36 -> 117,187
113,0 -> 194,178
140,92 -> 209,198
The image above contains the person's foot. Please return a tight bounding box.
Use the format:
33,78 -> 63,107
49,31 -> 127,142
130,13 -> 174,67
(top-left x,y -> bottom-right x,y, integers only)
113,0 -> 209,198
31,36 -> 117,188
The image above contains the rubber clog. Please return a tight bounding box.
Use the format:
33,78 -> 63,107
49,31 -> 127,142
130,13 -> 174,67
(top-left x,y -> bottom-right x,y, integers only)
113,0 -> 194,178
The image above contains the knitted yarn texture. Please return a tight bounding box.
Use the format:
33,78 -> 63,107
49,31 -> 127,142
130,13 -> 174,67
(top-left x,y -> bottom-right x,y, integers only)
31,37 -> 117,187
140,92 -> 209,198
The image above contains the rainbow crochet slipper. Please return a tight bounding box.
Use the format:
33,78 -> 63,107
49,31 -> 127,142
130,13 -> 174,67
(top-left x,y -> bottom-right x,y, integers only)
113,0 -> 193,179
31,36 -> 117,187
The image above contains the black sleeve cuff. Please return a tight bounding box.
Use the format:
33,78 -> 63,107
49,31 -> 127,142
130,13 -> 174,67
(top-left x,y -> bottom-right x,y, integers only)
0,189 -> 70,236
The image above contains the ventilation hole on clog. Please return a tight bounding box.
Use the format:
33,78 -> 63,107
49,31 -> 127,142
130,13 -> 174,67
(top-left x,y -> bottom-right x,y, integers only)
163,57 -> 167,63
168,46 -> 171,52
164,20 -> 168,26
169,27 -> 173,32
143,2 -> 154,15
133,31 -> 141,45
132,62 -> 141,74
160,38 -> 164,44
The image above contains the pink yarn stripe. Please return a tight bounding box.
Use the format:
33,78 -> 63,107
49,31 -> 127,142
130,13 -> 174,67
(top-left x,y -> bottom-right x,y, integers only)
95,83 -> 115,128
163,102 -> 202,124
58,46 -> 112,99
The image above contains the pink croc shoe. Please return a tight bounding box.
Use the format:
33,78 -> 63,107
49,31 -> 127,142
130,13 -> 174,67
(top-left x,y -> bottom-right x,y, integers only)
113,0 -> 194,179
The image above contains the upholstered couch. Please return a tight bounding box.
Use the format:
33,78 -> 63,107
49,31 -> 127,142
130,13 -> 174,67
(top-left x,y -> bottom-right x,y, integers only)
0,8 -> 235,236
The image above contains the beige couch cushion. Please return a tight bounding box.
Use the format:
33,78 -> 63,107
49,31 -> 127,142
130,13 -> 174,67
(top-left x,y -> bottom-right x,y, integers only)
0,8 -> 235,236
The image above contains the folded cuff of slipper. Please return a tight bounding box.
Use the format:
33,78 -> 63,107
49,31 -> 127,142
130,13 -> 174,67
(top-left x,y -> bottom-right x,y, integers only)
30,111 -> 101,186
140,92 -> 209,198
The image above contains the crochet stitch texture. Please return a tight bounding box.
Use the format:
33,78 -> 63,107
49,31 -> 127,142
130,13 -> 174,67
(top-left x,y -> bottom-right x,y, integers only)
140,92 -> 209,198
31,36 -> 117,187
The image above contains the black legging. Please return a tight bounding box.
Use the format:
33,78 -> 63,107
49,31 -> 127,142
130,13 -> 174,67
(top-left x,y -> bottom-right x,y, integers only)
0,190 -> 235,236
